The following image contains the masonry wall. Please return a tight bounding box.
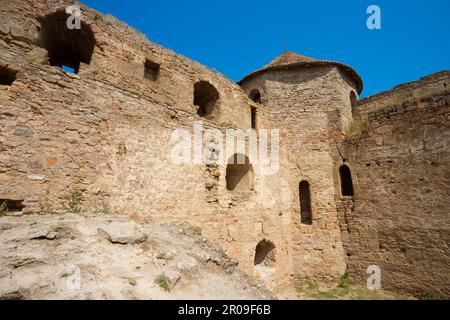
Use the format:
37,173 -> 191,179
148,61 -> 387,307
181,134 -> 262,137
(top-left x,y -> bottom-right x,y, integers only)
0,0 -> 252,215
338,72 -> 450,297
0,0 -> 297,289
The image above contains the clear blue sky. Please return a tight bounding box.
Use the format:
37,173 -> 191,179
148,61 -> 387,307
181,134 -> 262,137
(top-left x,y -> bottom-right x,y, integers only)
80,0 -> 449,97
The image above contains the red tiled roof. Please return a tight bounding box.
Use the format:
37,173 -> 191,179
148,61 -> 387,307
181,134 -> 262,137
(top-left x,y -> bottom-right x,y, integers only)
239,51 -> 363,94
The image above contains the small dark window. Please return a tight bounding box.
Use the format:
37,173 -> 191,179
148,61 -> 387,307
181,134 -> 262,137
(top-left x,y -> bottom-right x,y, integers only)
226,154 -> 252,191
0,66 -> 16,86
251,106 -> 257,129
194,81 -> 219,117
38,10 -> 96,74
350,91 -> 357,113
0,199 -> 25,212
249,89 -> 261,104
254,240 -> 276,267
339,165 -> 354,196
299,181 -> 312,225
144,59 -> 160,81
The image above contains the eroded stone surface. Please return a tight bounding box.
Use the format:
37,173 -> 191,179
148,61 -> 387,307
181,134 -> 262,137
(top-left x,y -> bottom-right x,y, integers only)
0,214 -> 274,300
98,221 -> 146,244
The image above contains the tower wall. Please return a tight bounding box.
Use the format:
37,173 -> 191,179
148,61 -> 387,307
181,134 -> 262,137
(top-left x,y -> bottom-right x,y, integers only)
241,65 -> 359,281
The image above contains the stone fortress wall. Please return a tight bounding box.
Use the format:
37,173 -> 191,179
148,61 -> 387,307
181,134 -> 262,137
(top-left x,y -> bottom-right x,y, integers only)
0,0 -> 448,297
337,72 -> 450,297
0,0 -> 299,289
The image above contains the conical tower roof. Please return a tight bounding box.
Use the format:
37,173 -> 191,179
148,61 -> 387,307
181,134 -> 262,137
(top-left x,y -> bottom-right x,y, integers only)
239,50 -> 363,94
264,51 -> 318,67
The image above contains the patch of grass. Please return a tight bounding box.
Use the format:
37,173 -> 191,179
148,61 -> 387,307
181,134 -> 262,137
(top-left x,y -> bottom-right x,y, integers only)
311,285 -> 397,300
307,281 -> 319,290
419,292 -> 442,300
295,280 -> 319,294
0,201 -> 8,217
346,119 -> 369,140
311,289 -> 342,300
338,272 -> 350,289
68,190 -> 83,214
295,285 -> 305,293
154,273 -> 171,292
295,277 -> 409,300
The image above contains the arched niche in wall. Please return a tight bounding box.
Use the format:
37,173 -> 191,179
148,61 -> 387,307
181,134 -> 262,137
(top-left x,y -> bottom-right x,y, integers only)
254,240 -> 276,268
194,81 -> 220,117
225,153 -> 253,191
38,10 -> 96,74
249,89 -> 261,104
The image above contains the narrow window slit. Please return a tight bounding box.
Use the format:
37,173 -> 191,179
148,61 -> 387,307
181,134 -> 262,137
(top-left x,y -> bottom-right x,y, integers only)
299,181 -> 312,225
251,106 -> 257,129
339,165 -> 354,196
350,91 -> 358,113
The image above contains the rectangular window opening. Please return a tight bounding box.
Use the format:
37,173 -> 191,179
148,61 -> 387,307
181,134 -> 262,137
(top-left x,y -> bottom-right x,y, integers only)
144,59 -> 160,81
0,199 -> 25,213
299,181 -> 312,225
0,66 -> 17,86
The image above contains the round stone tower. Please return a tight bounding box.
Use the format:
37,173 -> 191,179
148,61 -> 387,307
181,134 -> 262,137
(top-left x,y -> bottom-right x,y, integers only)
239,51 -> 363,282
239,50 -> 362,132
